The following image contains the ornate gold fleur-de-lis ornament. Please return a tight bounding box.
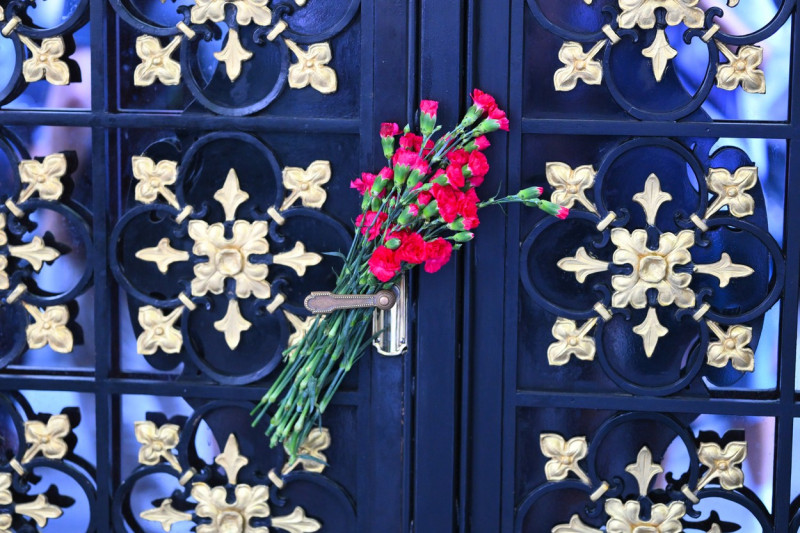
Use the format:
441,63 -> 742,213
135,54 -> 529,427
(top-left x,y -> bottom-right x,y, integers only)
551,0 -> 767,94
132,0 -> 339,94
130,155 -> 329,353
138,425 -> 326,532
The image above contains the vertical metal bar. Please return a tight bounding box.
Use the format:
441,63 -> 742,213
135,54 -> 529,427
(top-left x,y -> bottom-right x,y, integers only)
774,14 -> 800,530
413,0 -> 465,530
90,0 -> 111,529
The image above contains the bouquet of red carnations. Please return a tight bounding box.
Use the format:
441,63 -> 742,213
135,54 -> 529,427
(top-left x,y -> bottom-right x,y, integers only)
252,90 -> 568,458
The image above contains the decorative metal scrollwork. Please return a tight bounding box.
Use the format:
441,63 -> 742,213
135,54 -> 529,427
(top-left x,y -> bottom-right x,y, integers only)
0,131 -> 92,364
526,0 -> 793,119
0,393 -> 97,531
0,0 -> 88,105
110,131 -> 349,384
111,0 -> 359,115
114,401 -> 354,532
517,413 -> 769,532
521,137 -> 783,395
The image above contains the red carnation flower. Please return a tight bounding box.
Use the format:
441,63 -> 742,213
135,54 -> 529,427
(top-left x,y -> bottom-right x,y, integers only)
432,183 -> 462,223
408,204 -> 420,216
488,108 -> 510,131
424,238 -> 453,273
379,167 -> 394,181
356,211 -> 388,241
447,148 -> 469,167
446,164 -> 465,188
350,172 -> 376,195
369,246 -> 401,282
474,136 -> 491,150
458,188 -> 480,230
380,122 -> 400,138
420,100 -> 439,117
391,231 -> 427,264
399,133 -> 423,151
467,151 -> 490,178
417,189 -> 433,206
471,89 -> 498,113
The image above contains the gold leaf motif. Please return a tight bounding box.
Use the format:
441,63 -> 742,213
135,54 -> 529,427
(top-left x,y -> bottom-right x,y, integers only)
23,414 -> 71,463
642,28 -> 677,82
281,161 -> 332,210
137,306 -> 183,355
552,515 -> 602,533
546,162 -> 599,213
214,29 -> 253,82
8,236 -> 60,271
214,169 -> 250,221
605,499 -> 685,533
624,447 -> 663,496
140,498 -> 193,532
611,228 -> 695,310
188,219 -> 271,299
286,40 -> 337,94
191,0 -> 272,26
0,213 -> 6,246
135,421 -> 182,471
270,507 -> 323,533
547,318 -> 597,366
213,299 -> 252,350
18,36 -> 70,85
618,0 -> 704,30
540,433 -> 591,485
0,256 -> 7,291
696,441 -> 747,491
708,524 -> 723,533
633,174 -> 672,225
15,494 -> 63,527
192,483 -> 271,533
715,41 -> 766,94
134,35 -> 181,86
0,474 -> 12,505
706,321 -> 754,372
558,247 -> 609,283
23,304 -> 73,353
632,307 -> 668,357
272,241 -> 322,276
554,41 -> 605,92
0,514 -> 9,533
215,434 -> 249,485
18,153 -> 67,202
704,166 -> 758,218
283,427 -> 331,474
694,252 -> 754,288
132,156 -> 180,209
284,311 -> 315,348
135,238 -> 190,273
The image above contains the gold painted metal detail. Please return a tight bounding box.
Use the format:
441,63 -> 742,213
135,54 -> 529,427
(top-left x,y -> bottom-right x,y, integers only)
625,447 -> 663,496
14,495 -> 63,527
547,317 -> 597,366
18,153 -> 67,202
18,35 -> 70,86
284,311 -> 316,348
136,306 -> 183,355
605,499 -> 685,533
546,162 -> 599,214
611,228 -> 695,310
632,173 -> 672,225
694,253 -> 754,287
696,441 -> 747,491
22,414 -> 71,463
642,29 -> 677,82
214,29 -> 254,82
140,433 -> 322,533
286,40 -> 338,94
282,427 -> 331,474
706,321 -> 754,372
135,421 -> 182,471
8,237 -> 60,271
135,238 -> 190,273
191,0 -> 272,26
554,41 -> 605,92
632,307 -> 669,358
552,515 -> 601,533
540,433 -> 591,485
281,161 -> 332,210
704,166 -> 758,218
715,41 -> 766,94
618,0 -> 704,30
131,158 -> 327,355
132,156 -> 180,209
23,303 -> 73,353
557,247 -> 609,283
134,35 -> 182,87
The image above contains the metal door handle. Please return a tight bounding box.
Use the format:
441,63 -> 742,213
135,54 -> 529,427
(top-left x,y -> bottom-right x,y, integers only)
304,289 -> 397,314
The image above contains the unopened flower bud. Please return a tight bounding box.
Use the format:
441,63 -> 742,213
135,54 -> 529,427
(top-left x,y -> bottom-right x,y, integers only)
385,238 -> 401,250
422,200 -> 439,219
398,208 -> 415,225
452,231 -> 474,242
371,197 -> 382,211
518,186 -> 544,200
537,200 -> 569,219
447,218 -> 466,231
